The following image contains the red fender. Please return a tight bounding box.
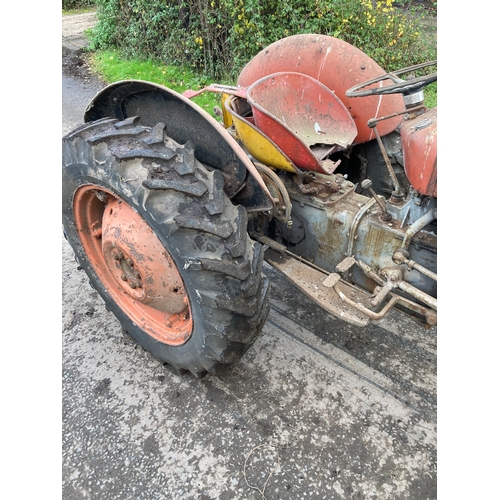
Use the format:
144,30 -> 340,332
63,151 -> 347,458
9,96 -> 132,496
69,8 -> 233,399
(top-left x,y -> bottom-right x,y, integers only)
238,34 -> 405,144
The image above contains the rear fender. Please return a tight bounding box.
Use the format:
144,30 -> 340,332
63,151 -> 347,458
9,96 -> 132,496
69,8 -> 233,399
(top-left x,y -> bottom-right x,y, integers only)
84,80 -> 273,209
238,34 -> 405,144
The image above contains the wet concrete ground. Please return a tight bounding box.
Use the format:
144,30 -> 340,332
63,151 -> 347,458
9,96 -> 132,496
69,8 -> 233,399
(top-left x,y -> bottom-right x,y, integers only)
62,224 -> 437,499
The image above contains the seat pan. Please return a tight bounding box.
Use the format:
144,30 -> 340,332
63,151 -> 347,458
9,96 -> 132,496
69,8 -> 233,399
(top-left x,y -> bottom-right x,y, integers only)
246,72 -> 357,173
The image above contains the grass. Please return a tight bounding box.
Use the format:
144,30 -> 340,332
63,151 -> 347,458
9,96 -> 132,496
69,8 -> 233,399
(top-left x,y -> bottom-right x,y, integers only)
89,50 -> 226,117
63,9 -> 95,15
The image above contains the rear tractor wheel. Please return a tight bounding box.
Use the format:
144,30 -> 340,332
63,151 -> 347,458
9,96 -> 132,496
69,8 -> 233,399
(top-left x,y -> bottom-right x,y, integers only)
62,117 -> 270,377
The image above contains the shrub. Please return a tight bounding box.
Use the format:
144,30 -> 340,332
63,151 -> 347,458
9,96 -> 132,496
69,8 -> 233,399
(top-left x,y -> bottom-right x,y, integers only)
87,0 -> 121,50
62,0 -> 95,10
89,0 -> 436,80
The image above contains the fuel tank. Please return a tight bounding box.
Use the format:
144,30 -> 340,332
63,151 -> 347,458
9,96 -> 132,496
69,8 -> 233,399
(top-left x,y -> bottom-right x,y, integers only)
238,34 -> 405,144
400,107 -> 437,198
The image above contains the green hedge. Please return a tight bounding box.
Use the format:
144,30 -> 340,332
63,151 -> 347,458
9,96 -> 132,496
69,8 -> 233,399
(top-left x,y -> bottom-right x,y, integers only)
62,0 -> 95,10
89,0 -> 436,80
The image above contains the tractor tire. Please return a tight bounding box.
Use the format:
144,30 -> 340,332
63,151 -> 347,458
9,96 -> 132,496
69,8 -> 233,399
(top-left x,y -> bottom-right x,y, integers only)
62,116 -> 270,377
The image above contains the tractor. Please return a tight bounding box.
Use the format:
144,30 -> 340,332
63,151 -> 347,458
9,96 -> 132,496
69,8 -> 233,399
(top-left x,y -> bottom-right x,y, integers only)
62,34 -> 437,377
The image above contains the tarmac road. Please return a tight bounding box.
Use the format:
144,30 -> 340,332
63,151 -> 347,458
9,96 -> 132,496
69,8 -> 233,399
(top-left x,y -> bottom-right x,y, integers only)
62,13 -> 437,500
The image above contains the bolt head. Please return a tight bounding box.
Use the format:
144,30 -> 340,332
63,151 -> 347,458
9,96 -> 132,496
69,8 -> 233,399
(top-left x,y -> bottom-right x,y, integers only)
112,248 -> 124,260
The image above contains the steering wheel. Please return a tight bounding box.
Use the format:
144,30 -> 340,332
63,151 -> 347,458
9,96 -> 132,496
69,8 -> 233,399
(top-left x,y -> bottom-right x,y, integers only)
345,60 -> 437,98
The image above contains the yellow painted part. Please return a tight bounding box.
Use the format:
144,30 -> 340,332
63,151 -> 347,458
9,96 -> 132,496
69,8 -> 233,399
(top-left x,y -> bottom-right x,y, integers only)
221,93 -> 233,128
225,97 -> 299,173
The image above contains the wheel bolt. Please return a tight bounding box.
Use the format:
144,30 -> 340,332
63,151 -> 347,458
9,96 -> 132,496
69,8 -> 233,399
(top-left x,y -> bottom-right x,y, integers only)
112,248 -> 124,260
129,279 -> 142,289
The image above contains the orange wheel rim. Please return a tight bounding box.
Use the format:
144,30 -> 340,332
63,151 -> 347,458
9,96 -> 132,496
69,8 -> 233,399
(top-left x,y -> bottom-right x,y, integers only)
73,185 -> 193,345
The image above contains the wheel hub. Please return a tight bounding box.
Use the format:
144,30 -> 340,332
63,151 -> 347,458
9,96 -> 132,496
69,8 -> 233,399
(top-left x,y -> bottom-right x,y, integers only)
109,247 -> 143,291
73,186 -> 193,345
